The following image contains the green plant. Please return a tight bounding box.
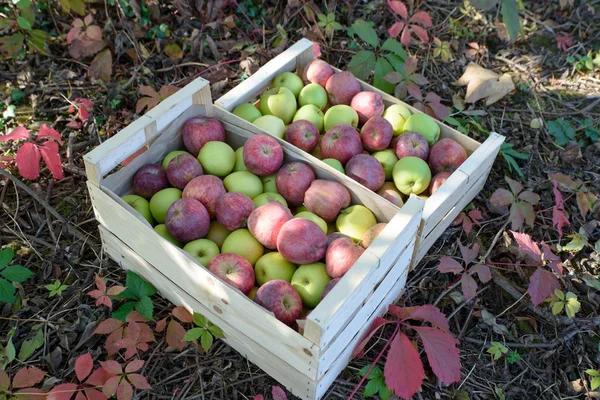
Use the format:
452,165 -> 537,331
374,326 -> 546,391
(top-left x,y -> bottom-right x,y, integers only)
506,350 -> 521,364
487,341 -> 508,360
317,13 -> 343,38
357,365 -> 393,399
0,0 -> 50,57
433,37 -> 452,62
545,289 -> 580,318
586,369 -> 600,390
57,0 -> 92,16
546,118 -> 599,146
112,271 -> 157,321
468,0 -> 522,43
0,248 -> 33,304
500,142 -> 529,178
45,279 -> 69,297
183,312 -> 224,352
567,50 -> 600,72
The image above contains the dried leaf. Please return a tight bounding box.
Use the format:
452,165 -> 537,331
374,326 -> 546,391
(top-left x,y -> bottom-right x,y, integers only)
455,62 -> 515,105
88,49 -> 112,82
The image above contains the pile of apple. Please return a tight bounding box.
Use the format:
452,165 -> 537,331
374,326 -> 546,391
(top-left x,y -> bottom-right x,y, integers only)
121,118 -> 387,328
231,59 -> 469,203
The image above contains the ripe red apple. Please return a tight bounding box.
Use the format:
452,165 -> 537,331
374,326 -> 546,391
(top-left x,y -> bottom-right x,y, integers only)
429,171 -> 452,195
254,280 -> 303,326
326,232 -> 351,248
182,117 -> 226,156
248,202 -> 293,249
165,198 -> 210,243
208,253 -> 255,295
215,192 -> 255,231
302,59 -> 334,87
325,236 -> 365,278
276,162 -> 316,206
361,222 -> 387,248
182,175 -> 226,219
360,117 -> 393,151
428,138 -> 468,174
325,71 -> 361,106
320,124 -> 363,166
284,120 -> 319,153
243,134 -> 284,176
350,92 -> 385,125
345,154 -> 385,191
320,277 -> 340,300
304,179 -> 351,222
377,183 -> 404,208
395,132 -> 430,161
166,153 -> 203,190
133,164 -> 169,199
277,218 -> 327,264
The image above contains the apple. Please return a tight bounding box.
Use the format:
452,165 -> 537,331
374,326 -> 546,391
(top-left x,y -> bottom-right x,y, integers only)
255,252 -> 297,286
253,192 -> 288,208
248,286 -> 259,300
311,143 -> 322,159
252,115 -> 286,139
182,175 -> 226,219
303,59 -> 334,87
182,117 -> 226,156
285,120 -> 319,152
183,238 -> 220,266
359,116 -> 393,151
259,87 -> 297,124
327,222 -> 337,235
428,138 -> 467,174
273,71 -> 304,98
372,149 -> 398,181
154,224 -> 181,247
295,205 -> 309,214
429,171 -> 453,195
247,201 -> 293,249
298,83 -> 328,110
336,205 -> 377,242
221,228 -> 264,265
325,71 -> 361,106
295,211 -> 327,234
276,162 -> 316,206
122,194 -> 155,225
208,253 -> 255,294
215,192 -> 255,231
197,141 -> 235,178
323,105 -> 359,131
149,188 -> 182,224
402,113 -> 440,145
277,218 -> 327,264
133,164 -> 169,199
382,104 -> 412,136
233,147 -> 248,172
395,131 -> 429,161
223,171 -> 263,199
350,92 -> 385,125
377,182 -> 404,207
261,174 -> 278,193
392,156 -> 432,195
162,150 -> 189,169
326,232 -> 350,248
243,134 -> 284,176
232,103 -> 262,122
166,153 -> 203,189
291,262 -> 332,308
345,154 -> 385,191
304,179 -> 351,222
165,198 -> 210,243
361,223 -> 387,248
325,236 -> 365,278
320,124 -> 363,166
322,158 -> 344,173
254,280 -> 303,326
206,220 -> 231,249
320,277 -> 340,301
293,105 -> 324,133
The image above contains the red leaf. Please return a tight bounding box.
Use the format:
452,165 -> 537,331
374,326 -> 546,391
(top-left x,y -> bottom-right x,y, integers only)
107,286 -> 125,296
412,326 -> 461,385
99,360 -> 122,376
137,323 -> 155,343
469,210 -> 483,224
552,207 -> 570,238
510,231 -> 542,263
509,203 -> 525,231
76,391 -> 86,400
86,368 -> 112,386
528,268 -> 560,306
125,359 -> 144,374
462,215 -> 473,235
489,188 -> 514,208
75,353 -> 94,382
48,383 -> 79,400
469,264 -> 492,283
400,25 -> 412,46
86,25 -> 102,42
172,306 -> 193,323
426,96 -> 449,120
105,328 -> 123,356
94,274 -> 106,292
437,257 -> 463,274
388,21 -> 405,38
102,376 -> 121,398
404,56 -> 418,75
166,320 -> 187,351
458,242 -> 479,264
384,331 -> 424,400
83,388 -> 106,400
94,319 -> 123,334
13,367 -> 46,388
16,142 -> 41,180
126,374 -> 150,390
116,380 -> 133,400
38,124 -> 64,145
0,126 -> 29,142
518,190 -> 540,205
39,141 -> 64,180
87,290 -> 103,299
253,396 -> 265,400
96,296 -> 113,309
391,304 -> 450,332
407,83 -> 423,101
67,120 -> 83,129
460,273 -> 478,301
155,318 -> 167,333
409,11 -> 433,27
271,386 -> 287,400
0,370 -> 9,389
410,24 -> 429,43
505,177 -> 523,195
352,317 -> 394,358
388,0 -> 408,19
541,243 -> 563,275
15,388 -> 46,400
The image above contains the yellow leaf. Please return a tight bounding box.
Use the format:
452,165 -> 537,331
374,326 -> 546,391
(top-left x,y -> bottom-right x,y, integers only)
454,62 -> 515,105
551,301 -> 564,316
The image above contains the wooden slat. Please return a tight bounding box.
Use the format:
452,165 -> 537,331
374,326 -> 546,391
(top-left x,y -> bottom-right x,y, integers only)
421,170 -> 470,237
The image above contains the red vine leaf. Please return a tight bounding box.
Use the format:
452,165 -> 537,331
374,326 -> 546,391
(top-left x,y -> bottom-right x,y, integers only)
48,383 -> 79,400
12,367 -> 46,388
388,0 -> 408,19
412,326 -> 461,385
253,396 -> 265,400
39,141 -> 64,180
460,273 -> 478,301
489,188 -> 514,208
0,126 -> 29,142
116,379 -> 133,400
390,304 -> 450,333
437,257 -> 463,274
510,231 -> 542,263
94,319 -> 123,335
99,360 -> 122,376
469,264 -> 492,283
271,386 -> 287,400
172,306 -> 193,323
75,353 -> 94,382
124,359 -> 144,374
166,320 -> 187,351
127,374 -> 151,390
458,241 -> 479,264
541,243 -> 563,275
384,331 -> 424,400
38,124 -> 64,145
16,142 -> 41,180
528,268 -> 560,306
352,316 -> 394,358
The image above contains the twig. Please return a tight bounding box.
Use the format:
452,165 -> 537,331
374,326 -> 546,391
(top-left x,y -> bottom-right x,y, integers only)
463,328 -> 581,349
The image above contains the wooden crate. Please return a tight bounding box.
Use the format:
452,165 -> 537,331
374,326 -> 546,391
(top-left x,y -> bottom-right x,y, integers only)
214,39 -> 505,268
83,78 -> 425,399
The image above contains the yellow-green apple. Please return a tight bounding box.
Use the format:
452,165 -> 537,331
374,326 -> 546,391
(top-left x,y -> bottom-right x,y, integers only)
253,192 -> 288,208
295,205 -> 309,214
247,201 -> 293,249
243,134 -> 284,176
183,238 -> 220,266
377,182 -> 404,207
311,143 -> 322,159
232,103 -> 262,122
162,150 -> 189,169
206,220 -> 231,249
320,124 -> 363,165
197,141 -> 235,178
304,179 -> 351,222
361,222 -> 387,248
123,194 -> 155,225
336,205 -> 377,242
207,253 -> 255,294
273,71 -> 304,98
182,117 -> 226,156
429,171 -> 452,194
402,113 -> 440,145
223,171 -> 263,199
221,228 -> 264,265
428,138 -> 467,174
327,222 -> 336,235
293,105 -> 324,132
233,147 -> 248,172
295,211 -> 327,234
254,280 -> 303,325
320,277 -> 340,301
133,164 -> 169,199
182,175 -> 226,219
372,149 -> 398,180
259,87 -> 297,124
303,59 -> 334,87
277,218 -> 327,264
325,71 -> 361,105
261,174 -> 277,193
360,116 -> 393,151
345,154 -> 385,191
323,105 -> 359,131
350,92 -> 385,125
298,83 -> 328,110
154,224 -> 181,246
291,262 -> 332,308
395,131 -> 429,161
252,115 -> 286,139
165,198 -> 210,242
215,192 -> 254,231
284,120 -> 319,152
248,286 -> 259,300
255,252 -> 297,286
325,236 -> 365,278
392,156 -> 432,195
276,162 -> 316,206
166,153 -> 203,189
322,158 -> 344,173
383,104 -> 412,136
149,188 -> 182,224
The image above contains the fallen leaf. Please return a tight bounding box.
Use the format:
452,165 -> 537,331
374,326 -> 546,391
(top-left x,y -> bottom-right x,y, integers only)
454,62 -> 515,105
88,49 -> 112,82
560,141 -> 582,164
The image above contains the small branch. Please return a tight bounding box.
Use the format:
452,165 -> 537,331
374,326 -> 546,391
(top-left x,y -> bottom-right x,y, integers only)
463,328 -> 581,349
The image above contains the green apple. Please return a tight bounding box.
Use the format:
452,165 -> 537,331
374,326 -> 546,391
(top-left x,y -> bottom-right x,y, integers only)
261,174 -> 278,193
255,252 -> 297,286
122,194 -> 155,225
221,228 -> 264,265
402,113 -> 440,145
224,171 -> 263,199
392,156 -> 432,195
336,205 -> 377,242
295,211 -> 327,234
248,286 -> 259,300
233,147 -> 248,172
148,188 -> 182,224
291,262 -> 332,308
232,103 -> 262,122
197,141 -> 235,177
253,192 -> 288,208
183,239 -> 220,266
161,150 -> 189,169
259,87 -> 297,124
383,104 -> 412,136
322,158 -> 344,174
298,83 -> 328,110
324,105 -> 359,131
293,105 -> 324,132
154,224 -> 181,247
372,149 -> 398,180
295,205 -> 308,214
327,222 -> 336,235
273,72 -> 304,98
253,115 -> 286,139
206,220 -> 231,249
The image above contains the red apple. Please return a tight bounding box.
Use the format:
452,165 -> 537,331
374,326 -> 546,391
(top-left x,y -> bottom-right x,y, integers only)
284,120 -> 319,153
248,202 -> 293,249
325,236 -> 364,278
326,232 -> 350,248
320,277 -> 340,300
254,280 -> 303,326
277,218 -> 327,264
361,223 -> 387,248
182,117 -> 226,156
166,153 -> 203,190
165,198 -> 210,243
215,192 -> 255,231
304,179 -> 351,223
182,175 -> 227,219
208,253 -> 255,295
243,134 -> 284,176
276,162 -> 316,206
345,154 -> 385,191
428,138 -> 467,174
360,117 -> 393,151
395,132 -> 430,161
325,71 -> 361,106
320,124 -> 363,166
133,164 -> 169,199
303,59 -> 334,87
429,171 -> 452,195
350,92 -> 385,125
377,184 -> 404,207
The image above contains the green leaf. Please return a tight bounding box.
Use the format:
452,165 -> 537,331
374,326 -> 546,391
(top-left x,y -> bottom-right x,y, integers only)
27,30 -> 49,55
351,20 -> 379,48
0,33 -> 25,57
501,0 -> 521,43
0,278 -> 16,304
17,325 -> 44,361
0,336 -> 16,370
111,301 -> 136,321
551,300 -> 564,315
135,296 -> 154,320
193,313 -> 207,327
383,53 -> 405,75
126,271 -> 156,298
207,324 -> 224,338
70,0 -> 86,16
381,38 -> 408,60
592,377 -> 600,391
379,385 -> 393,400
330,21 -> 343,30
16,0 -> 32,9
373,57 -> 395,93
347,50 -> 376,81
581,118 -> 599,142
0,249 -> 13,269
586,369 -> 600,377
363,379 -> 379,397
547,119 -> 576,146
326,13 -> 335,23
564,292 -> 580,318
1,265 -> 33,283
183,328 -> 204,341
200,331 -> 213,352
11,89 -> 26,103
16,16 -> 32,31
317,13 -> 327,23
470,0 -> 500,9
